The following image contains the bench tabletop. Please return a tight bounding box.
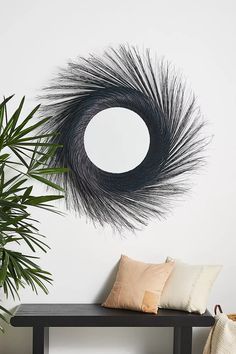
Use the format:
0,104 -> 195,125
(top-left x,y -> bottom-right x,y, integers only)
11,304 -> 214,328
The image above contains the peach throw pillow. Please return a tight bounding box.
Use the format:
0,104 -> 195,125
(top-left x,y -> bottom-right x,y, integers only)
102,255 -> 174,314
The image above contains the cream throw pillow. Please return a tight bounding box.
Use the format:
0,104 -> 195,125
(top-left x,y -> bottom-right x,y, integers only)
102,255 -> 174,314
160,257 -> 222,314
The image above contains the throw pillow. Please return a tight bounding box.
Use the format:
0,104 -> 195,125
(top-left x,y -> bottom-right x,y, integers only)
102,255 -> 174,314
160,257 -> 222,314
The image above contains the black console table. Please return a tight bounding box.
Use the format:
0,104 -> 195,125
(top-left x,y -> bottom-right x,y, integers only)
11,303 -> 214,354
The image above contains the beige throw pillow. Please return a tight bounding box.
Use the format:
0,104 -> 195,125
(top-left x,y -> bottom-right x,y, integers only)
160,257 -> 222,314
102,255 -> 174,314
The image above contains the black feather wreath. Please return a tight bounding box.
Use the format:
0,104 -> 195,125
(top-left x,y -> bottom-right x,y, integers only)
41,45 -> 207,231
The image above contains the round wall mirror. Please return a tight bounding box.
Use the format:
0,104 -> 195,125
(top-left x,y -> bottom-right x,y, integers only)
42,45 -> 206,231
84,108 -> 150,173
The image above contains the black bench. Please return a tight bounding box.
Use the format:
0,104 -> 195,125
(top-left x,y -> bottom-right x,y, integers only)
11,303 -> 214,354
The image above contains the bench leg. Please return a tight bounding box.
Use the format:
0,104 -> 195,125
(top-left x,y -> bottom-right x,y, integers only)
173,326 -> 192,354
33,327 -> 49,354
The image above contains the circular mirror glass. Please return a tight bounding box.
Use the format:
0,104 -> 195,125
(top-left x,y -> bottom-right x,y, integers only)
84,108 -> 150,173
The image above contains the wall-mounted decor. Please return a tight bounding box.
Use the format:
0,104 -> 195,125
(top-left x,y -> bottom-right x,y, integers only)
42,45 -> 207,231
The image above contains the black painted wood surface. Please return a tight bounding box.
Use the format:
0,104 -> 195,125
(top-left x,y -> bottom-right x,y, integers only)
33,327 -> 49,354
11,304 -> 214,328
174,327 -> 193,354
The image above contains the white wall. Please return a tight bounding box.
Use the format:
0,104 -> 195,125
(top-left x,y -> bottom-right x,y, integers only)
0,0 -> 236,353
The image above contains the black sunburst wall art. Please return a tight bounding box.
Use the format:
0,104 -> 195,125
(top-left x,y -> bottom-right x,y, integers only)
41,45 -> 207,232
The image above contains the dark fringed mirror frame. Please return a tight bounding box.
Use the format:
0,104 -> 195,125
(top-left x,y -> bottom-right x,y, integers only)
41,45 -> 207,231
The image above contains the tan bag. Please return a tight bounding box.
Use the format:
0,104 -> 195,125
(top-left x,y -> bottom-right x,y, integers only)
203,305 -> 236,354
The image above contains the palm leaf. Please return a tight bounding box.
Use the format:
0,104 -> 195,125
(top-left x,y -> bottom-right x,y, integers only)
30,174 -> 64,191
1,97 -> 25,144
0,96 -> 66,331
0,252 -> 9,285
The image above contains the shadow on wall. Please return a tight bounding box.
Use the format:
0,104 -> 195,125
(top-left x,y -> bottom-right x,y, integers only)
0,325 -> 32,354
193,327 -> 210,354
0,305 -> 31,354
94,261 -> 119,303
50,327 -> 173,354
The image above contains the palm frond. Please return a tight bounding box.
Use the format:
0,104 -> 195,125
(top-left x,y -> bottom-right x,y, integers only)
0,96 -> 66,331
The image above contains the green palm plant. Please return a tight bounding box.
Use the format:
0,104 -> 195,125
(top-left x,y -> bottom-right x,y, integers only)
0,96 -> 67,332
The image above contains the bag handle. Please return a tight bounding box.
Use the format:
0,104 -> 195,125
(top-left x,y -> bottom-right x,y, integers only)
214,304 -> 223,315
